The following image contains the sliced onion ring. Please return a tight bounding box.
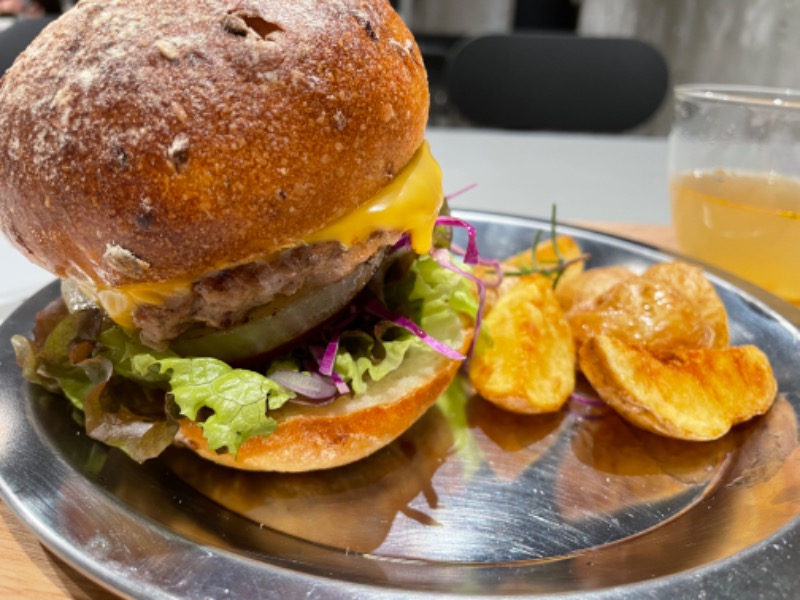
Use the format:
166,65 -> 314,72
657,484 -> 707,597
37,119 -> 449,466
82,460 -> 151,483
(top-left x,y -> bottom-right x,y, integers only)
269,370 -> 337,401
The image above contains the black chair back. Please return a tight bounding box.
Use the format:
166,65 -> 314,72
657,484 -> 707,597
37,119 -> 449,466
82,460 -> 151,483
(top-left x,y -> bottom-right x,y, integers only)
446,33 -> 669,132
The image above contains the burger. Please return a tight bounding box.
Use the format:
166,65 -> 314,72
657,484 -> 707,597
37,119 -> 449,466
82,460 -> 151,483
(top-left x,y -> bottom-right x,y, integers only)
0,0 -> 479,471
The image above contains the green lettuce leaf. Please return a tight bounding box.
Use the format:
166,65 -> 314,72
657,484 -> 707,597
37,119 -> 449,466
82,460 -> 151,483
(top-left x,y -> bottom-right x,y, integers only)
134,355 -> 294,454
97,328 -> 295,455
97,326 -> 174,382
334,330 -> 419,395
81,367 -> 180,463
332,254 -> 477,395
12,309 -> 105,409
399,255 -> 479,330
12,309 -> 180,461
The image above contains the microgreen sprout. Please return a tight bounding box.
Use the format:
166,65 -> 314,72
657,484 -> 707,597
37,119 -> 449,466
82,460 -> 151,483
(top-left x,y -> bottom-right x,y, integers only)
500,205 -> 590,288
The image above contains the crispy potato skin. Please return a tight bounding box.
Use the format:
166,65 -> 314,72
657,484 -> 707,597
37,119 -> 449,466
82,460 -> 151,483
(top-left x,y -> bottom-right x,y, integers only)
564,262 -> 730,357
643,262 -> 729,347
468,236 -> 584,415
556,265 -> 633,313
470,274 -> 575,414
579,335 -> 777,441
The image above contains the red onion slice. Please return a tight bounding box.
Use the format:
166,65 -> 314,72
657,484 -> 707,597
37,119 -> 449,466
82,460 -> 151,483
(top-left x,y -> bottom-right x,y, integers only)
364,297 -> 466,361
449,243 -> 503,289
269,370 -> 337,401
430,248 -> 485,355
330,371 -> 351,395
435,216 -> 480,264
569,392 -> 606,408
445,182 -> 478,201
318,333 -> 340,377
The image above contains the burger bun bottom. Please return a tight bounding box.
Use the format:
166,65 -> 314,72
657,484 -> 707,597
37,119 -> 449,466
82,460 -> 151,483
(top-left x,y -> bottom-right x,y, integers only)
175,315 -> 473,472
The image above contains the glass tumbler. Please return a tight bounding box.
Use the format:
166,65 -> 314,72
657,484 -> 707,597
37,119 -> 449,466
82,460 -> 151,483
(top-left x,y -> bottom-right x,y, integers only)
668,84 -> 800,306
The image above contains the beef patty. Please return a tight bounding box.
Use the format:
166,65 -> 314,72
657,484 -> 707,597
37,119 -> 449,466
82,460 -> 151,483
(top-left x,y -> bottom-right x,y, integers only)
130,230 -> 401,348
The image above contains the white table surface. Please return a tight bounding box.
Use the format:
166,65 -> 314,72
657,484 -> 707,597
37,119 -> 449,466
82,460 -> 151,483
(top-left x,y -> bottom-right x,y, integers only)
0,239 -> 52,322
426,127 -> 670,225
0,129 -> 670,322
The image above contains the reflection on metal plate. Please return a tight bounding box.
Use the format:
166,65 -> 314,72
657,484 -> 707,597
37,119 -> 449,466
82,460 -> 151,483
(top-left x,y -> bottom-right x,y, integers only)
1,212 -> 799,599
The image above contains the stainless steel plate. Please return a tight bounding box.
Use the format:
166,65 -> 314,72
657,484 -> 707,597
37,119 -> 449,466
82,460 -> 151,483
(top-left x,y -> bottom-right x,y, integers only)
1,211 -> 799,599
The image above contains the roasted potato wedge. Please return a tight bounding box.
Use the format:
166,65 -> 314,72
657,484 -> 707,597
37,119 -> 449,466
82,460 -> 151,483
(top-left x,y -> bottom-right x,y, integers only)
563,261 -> 728,356
566,277 -> 716,355
470,274 -> 575,414
642,262 -> 729,348
579,335 -> 777,441
555,265 -> 634,313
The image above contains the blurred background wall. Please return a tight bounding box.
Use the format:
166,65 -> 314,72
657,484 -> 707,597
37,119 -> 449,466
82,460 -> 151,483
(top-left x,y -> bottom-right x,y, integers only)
394,0 -> 800,135
578,0 -> 800,135
399,0 -> 516,35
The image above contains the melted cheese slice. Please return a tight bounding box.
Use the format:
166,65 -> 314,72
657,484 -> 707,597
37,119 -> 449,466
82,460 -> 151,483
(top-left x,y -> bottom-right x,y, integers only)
304,140 -> 442,254
94,141 -> 443,329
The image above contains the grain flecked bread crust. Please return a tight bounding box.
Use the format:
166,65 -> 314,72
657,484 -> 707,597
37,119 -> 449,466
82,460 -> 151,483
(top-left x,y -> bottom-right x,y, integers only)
176,317 -> 474,472
0,0 -> 429,288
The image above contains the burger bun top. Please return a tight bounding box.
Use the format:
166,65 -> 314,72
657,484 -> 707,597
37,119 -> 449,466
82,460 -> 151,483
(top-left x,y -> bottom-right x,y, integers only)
0,0 -> 429,288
